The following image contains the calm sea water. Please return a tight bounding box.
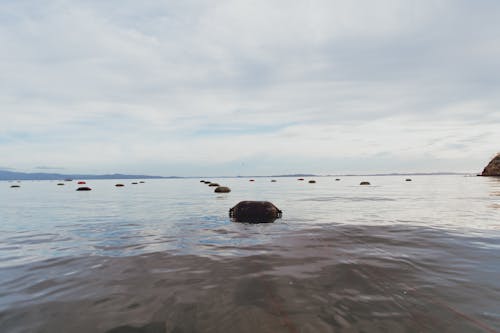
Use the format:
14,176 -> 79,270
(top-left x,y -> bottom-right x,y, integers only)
0,176 -> 499,332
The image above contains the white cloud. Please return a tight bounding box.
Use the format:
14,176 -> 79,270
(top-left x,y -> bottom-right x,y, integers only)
0,0 -> 499,175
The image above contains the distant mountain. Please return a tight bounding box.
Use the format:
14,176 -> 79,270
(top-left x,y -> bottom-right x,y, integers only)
0,170 -> 173,181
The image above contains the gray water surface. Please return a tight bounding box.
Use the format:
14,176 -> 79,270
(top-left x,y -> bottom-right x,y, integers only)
1,176 -> 499,332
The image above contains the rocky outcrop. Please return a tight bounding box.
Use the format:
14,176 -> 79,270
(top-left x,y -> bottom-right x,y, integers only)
482,154 -> 500,176
229,201 -> 282,223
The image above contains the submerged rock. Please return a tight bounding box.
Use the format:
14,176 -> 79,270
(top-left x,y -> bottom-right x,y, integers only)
115,184 -> 125,187
131,182 -> 138,184
139,181 -> 145,183
482,154 -> 500,176
360,181 -> 371,185
78,181 -> 86,185
76,187 -> 92,191
208,183 -> 220,187
271,179 -> 277,182
297,178 -> 304,181
405,178 -> 412,182
214,186 -> 231,193
335,178 -> 341,181
57,183 -> 64,186
308,180 -> 316,183
249,179 -> 255,182
229,201 -> 282,223
10,185 -> 20,188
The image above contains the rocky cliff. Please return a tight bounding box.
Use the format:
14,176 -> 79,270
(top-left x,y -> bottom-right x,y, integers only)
481,153 -> 500,176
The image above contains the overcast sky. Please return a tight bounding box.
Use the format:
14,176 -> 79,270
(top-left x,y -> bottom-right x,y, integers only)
1,0 -> 499,176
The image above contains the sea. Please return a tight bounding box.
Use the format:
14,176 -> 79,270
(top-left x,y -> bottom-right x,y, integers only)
0,176 -> 499,333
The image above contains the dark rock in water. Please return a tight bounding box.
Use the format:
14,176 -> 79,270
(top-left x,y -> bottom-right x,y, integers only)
115,184 -> 125,187
139,181 -> 145,183
57,183 -> 64,186
78,181 -> 86,185
482,154 -> 500,176
249,179 -> 255,182
271,179 -> 277,182
229,201 -> 282,223
200,180 -> 205,183
10,185 -> 20,188
76,187 -> 92,191
360,181 -> 371,185
335,178 -> 341,181
214,186 -> 231,193
64,179 -> 73,182
131,182 -> 138,184
308,180 -> 316,183
208,183 -> 219,187
204,181 -> 211,184
405,178 -> 412,182
297,178 -> 304,181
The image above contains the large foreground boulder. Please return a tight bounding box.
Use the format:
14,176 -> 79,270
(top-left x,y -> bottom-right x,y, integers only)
229,201 -> 282,223
482,154 -> 500,176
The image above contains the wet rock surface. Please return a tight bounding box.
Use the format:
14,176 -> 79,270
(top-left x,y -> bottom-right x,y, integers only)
229,201 -> 282,223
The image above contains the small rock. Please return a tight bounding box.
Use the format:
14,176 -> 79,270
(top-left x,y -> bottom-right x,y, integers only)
57,183 -> 64,186
405,178 -> 412,182
271,180 -> 277,182
78,181 -> 86,184
208,183 -> 220,187
115,184 -> 125,187
360,181 -> 371,185
131,182 -> 138,184
10,185 -> 20,188
308,180 -> 316,183
76,187 -> 92,191
335,179 -> 341,181
298,178 -> 304,181
215,186 -> 231,193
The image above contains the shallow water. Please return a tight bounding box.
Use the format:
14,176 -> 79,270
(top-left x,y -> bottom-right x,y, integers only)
0,176 -> 499,332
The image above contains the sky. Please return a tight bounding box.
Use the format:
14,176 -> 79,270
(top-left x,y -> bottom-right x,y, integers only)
1,0 -> 499,176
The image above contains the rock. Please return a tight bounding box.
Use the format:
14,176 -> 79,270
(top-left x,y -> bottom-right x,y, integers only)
481,154 -> 500,176
76,187 -> 92,191
405,178 -> 412,182
131,182 -> 138,184
249,179 -> 255,182
204,181 -> 211,184
215,186 -> 231,193
10,185 -> 20,188
208,183 -> 220,187
57,183 -> 64,186
200,180 -> 205,182
335,179 -> 341,181
139,181 -> 145,183
64,179 -> 73,182
78,181 -> 86,184
271,180 -> 277,182
115,184 -> 125,187
360,181 -> 371,185
229,201 -> 282,223
297,178 -> 304,181
308,180 -> 316,183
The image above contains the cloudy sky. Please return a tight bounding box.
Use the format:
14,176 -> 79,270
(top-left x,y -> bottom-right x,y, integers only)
1,0 -> 499,176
